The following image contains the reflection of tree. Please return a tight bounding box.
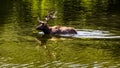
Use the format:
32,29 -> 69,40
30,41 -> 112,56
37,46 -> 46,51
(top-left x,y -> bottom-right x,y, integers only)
15,1 -> 34,36
63,0 -> 81,21
0,0 -> 13,34
0,0 -> 36,36
108,0 -> 120,12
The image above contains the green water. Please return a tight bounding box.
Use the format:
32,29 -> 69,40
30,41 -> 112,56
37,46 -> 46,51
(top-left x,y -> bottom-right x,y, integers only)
0,0 -> 120,68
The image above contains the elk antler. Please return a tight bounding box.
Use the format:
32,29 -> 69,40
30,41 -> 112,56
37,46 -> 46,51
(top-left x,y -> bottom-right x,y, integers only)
44,11 -> 57,22
52,11 -> 57,18
37,17 -> 44,24
37,17 -> 40,23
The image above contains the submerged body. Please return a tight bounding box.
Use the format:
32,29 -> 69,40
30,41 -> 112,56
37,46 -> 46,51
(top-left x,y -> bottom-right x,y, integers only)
50,26 -> 77,34
36,25 -> 77,35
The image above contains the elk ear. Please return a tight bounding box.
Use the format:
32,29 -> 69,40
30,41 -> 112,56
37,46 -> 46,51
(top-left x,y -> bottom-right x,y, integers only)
48,11 -> 57,19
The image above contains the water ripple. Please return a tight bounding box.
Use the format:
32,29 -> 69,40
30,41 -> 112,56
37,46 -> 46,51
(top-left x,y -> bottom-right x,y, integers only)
59,29 -> 120,39
0,59 -> 120,68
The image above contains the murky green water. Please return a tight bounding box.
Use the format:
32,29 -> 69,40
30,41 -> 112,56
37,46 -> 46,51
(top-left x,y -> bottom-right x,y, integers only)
0,0 -> 120,68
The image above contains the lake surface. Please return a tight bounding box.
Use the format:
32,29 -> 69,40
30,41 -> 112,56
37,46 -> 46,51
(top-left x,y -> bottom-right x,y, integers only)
0,0 -> 120,68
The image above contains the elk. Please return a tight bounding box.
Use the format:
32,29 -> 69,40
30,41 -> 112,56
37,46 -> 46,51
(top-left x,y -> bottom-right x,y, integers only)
36,11 -> 77,35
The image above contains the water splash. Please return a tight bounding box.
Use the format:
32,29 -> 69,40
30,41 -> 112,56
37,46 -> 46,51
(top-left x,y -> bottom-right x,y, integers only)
39,29 -> 120,39
74,29 -> 120,38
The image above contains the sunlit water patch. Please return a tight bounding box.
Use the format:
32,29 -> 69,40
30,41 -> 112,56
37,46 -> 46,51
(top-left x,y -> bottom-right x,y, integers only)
38,29 -> 120,39
0,59 -> 120,68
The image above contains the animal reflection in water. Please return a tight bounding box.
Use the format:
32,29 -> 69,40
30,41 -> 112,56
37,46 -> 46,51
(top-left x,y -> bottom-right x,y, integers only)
35,34 -> 70,46
35,34 -> 57,59
35,34 -> 51,45
36,11 -> 77,35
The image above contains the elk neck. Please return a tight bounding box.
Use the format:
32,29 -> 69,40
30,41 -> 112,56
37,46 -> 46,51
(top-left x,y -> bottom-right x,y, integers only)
42,26 -> 51,34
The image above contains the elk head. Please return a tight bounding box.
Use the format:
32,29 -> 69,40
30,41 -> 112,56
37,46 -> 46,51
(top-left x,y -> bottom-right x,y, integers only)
36,17 -> 47,30
36,11 -> 57,34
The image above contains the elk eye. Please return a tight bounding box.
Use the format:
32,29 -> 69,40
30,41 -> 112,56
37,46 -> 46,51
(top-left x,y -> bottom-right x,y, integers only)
42,23 -> 45,25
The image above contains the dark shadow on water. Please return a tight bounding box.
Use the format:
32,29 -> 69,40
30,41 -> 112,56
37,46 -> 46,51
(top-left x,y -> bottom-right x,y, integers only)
35,34 -> 52,45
